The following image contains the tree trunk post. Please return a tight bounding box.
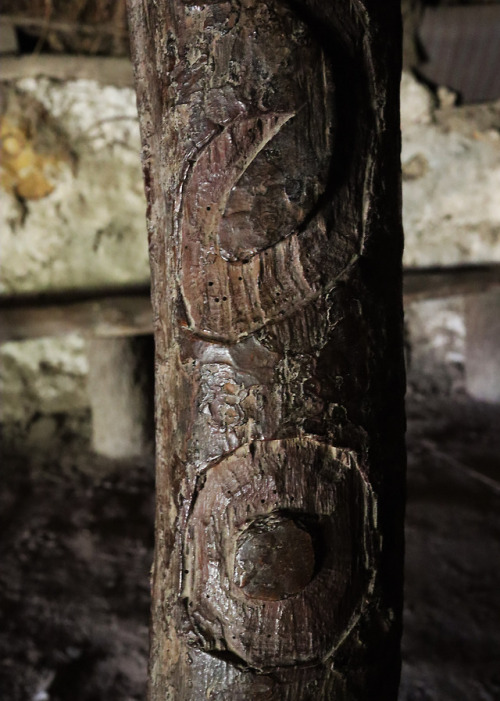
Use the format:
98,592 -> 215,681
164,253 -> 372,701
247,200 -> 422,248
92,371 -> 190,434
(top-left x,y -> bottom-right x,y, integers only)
127,1 -> 405,698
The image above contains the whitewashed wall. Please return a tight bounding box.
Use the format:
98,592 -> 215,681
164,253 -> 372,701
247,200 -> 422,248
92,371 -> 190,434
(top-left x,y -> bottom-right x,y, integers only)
1,71 -> 499,433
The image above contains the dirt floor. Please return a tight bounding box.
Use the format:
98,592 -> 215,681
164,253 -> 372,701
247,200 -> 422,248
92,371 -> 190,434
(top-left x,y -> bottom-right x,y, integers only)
1,392 -> 499,700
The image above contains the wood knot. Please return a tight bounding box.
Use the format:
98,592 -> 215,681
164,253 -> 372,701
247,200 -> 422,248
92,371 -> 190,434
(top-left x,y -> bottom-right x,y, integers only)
233,513 -> 315,601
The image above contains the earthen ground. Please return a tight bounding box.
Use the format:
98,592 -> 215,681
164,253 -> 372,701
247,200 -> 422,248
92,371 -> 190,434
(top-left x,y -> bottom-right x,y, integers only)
1,391 -> 499,700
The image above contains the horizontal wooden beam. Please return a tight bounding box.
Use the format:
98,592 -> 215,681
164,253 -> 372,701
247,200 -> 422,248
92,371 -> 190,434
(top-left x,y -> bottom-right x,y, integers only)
0,14 -> 127,36
1,266 -> 499,343
0,285 -> 151,343
403,264 -> 500,302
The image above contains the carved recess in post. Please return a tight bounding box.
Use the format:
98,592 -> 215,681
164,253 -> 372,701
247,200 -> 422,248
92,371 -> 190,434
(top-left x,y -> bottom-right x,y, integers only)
173,0 -> 378,680
178,55 -> 360,343
183,438 -> 377,669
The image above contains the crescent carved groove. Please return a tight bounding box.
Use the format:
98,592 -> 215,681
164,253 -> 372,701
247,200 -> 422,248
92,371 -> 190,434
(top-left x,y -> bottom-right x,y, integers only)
179,112 -> 358,344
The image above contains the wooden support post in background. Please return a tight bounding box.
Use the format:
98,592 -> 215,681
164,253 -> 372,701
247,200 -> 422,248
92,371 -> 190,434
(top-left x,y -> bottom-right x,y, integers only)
128,0 -> 405,698
87,336 -> 154,459
465,291 -> 500,404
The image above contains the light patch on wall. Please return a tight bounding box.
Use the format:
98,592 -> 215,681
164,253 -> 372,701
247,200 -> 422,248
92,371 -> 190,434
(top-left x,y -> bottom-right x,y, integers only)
0,116 -> 68,200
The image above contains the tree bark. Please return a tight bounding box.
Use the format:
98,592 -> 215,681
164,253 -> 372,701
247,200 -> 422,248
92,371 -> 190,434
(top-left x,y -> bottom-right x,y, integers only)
127,1 -> 405,698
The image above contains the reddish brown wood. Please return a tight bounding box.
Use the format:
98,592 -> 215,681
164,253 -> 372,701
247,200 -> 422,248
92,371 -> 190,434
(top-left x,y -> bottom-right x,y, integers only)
233,513 -> 316,601
127,1 -> 405,698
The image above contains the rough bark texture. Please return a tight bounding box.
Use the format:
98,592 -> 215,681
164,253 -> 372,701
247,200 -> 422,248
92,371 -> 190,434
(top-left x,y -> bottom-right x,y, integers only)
127,1 -> 405,698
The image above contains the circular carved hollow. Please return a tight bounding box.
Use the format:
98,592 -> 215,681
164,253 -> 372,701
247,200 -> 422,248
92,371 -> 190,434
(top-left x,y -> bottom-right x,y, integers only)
184,438 -> 377,668
233,512 -> 316,601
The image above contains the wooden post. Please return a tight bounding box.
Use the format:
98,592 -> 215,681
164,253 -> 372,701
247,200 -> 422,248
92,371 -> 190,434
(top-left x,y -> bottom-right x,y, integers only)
87,336 -> 154,459
465,291 -> 500,404
127,1 -> 405,698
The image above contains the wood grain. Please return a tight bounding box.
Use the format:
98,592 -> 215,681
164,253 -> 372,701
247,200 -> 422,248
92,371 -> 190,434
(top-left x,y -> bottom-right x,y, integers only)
127,0 -> 406,698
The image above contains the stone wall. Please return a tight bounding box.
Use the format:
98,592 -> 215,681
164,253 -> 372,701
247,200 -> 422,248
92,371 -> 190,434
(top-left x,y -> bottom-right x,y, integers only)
1,70 -> 499,443
0,78 -> 148,294
401,72 -> 500,267
0,75 -> 149,447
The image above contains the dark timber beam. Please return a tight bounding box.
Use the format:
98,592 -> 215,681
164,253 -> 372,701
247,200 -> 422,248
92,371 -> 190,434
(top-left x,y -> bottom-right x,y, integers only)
0,286 -> 152,343
1,267 -> 499,344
